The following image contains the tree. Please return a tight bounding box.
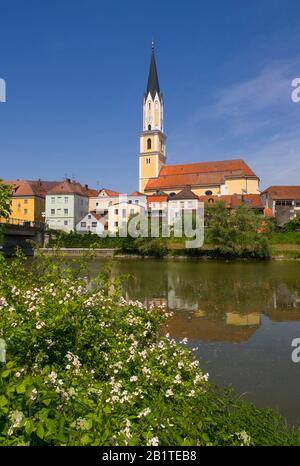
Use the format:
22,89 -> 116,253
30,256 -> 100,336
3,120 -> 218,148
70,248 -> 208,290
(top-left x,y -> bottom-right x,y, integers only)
0,180 -> 12,220
205,202 -> 271,259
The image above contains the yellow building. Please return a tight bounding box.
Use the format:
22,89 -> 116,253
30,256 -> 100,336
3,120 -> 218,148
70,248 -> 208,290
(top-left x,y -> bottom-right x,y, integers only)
6,180 -> 58,224
139,45 -> 260,196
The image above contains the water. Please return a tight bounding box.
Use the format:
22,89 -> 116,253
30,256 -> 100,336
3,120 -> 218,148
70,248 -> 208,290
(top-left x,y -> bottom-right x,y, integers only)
87,259 -> 300,426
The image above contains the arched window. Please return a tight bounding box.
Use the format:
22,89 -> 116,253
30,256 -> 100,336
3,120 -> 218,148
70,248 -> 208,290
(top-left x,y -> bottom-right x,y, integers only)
208,198 -> 214,204
147,138 -> 151,150
205,190 -> 213,196
148,124 -> 151,131
148,102 -> 151,111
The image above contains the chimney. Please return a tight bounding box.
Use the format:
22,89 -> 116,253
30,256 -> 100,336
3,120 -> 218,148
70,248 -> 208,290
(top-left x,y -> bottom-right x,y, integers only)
85,184 -> 88,190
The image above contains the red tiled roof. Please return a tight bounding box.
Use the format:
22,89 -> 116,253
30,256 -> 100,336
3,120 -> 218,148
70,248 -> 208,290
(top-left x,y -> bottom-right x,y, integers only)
145,159 -> 258,191
7,180 -> 59,198
48,180 -> 88,196
261,186 -> 300,200
147,194 -> 168,204
130,191 -> 144,196
198,194 -> 263,209
98,188 -> 120,197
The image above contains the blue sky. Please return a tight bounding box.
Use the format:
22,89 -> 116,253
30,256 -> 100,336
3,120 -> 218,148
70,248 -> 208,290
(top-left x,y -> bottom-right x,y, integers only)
1,0 -> 300,192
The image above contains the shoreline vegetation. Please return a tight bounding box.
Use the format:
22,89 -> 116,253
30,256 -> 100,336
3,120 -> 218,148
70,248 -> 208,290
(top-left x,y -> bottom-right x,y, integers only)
0,252 -> 299,446
44,204 -> 300,260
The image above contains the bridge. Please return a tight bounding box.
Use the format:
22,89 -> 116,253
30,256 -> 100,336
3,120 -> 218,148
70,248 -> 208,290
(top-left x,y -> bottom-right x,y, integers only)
0,218 -> 46,256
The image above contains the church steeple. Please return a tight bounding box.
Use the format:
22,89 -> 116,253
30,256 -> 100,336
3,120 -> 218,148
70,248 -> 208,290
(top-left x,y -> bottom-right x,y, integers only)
145,42 -> 161,101
139,42 -> 166,193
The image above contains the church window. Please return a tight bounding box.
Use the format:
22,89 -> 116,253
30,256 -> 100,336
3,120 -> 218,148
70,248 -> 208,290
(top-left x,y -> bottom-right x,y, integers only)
146,158 -> 151,164
147,138 -> 151,149
148,102 -> 151,110
148,124 -> 151,130
208,198 -> 214,204
205,190 -> 213,196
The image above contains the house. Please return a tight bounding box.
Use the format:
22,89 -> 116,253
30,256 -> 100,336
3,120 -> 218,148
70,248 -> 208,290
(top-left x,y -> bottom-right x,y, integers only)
89,188 -> 120,214
138,45 -> 260,197
108,201 -> 145,234
261,186 -> 300,225
147,191 -> 168,218
45,179 -> 96,232
76,211 -> 107,236
167,186 -> 200,225
4,179 -> 58,224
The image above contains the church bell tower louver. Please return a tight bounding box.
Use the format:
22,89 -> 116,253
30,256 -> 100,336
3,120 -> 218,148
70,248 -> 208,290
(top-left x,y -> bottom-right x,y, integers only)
139,42 -> 166,193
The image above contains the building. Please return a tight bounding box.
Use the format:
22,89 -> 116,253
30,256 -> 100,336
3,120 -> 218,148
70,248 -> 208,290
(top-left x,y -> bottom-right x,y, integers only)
138,45 -> 260,197
45,179 -> 96,232
198,193 -> 264,212
147,192 -> 168,219
4,179 -> 58,224
108,201 -> 145,234
168,186 -> 200,225
261,186 -> 300,226
76,211 -> 107,236
89,188 -> 120,214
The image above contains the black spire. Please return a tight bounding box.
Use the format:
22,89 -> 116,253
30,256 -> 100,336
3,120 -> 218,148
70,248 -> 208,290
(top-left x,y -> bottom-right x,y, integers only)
145,41 -> 161,100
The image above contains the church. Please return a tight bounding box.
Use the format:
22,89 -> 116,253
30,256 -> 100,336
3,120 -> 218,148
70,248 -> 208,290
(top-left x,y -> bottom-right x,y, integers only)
139,44 -> 260,198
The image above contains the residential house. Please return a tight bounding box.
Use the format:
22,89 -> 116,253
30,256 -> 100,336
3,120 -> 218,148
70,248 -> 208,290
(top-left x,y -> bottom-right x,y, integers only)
4,179 -> 58,224
108,201 -> 145,234
89,188 -> 120,214
45,179 -> 96,232
76,211 -> 107,236
261,186 -> 300,226
168,186 -> 200,225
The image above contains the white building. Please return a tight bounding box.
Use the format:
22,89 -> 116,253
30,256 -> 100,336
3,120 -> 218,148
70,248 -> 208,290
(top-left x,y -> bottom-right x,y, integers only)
108,201 -> 145,234
89,188 -> 120,214
45,179 -> 93,232
167,186 -> 199,225
76,211 -> 107,236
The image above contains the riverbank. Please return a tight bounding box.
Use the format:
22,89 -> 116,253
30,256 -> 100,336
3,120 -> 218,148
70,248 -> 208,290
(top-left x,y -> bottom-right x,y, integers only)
37,245 -> 300,260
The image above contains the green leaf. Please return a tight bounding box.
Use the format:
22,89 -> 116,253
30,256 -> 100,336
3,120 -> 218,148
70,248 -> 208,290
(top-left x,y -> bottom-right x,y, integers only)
16,383 -> 26,394
0,395 -> 8,407
1,370 -> 10,378
36,423 -> 45,439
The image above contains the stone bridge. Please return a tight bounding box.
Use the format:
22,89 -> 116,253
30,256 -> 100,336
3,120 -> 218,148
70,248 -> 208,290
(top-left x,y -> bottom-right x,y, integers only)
0,218 -> 45,256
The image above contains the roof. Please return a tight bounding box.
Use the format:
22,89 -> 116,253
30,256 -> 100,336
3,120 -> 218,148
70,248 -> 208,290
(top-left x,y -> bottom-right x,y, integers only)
198,194 -> 263,209
47,179 -> 89,196
8,180 -> 59,198
261,186 -> 300,200
98,188 -> 120,197
130,191 -> 145,196
145,46 -> 161,100
170,186 -> 199,200
145,159 -> 258,191
147,194 -> 168,204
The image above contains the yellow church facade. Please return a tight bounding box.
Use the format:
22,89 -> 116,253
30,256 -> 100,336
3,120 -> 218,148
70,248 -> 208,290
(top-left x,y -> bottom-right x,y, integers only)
139,45 -> 260,197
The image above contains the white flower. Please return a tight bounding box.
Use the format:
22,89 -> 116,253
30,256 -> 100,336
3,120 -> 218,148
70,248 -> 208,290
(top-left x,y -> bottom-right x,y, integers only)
36,320 -> 45,330
146,437 -> 159,446
30,388 -> 38,400
174,374 -> 182,384
48,371 -> 57,384
137,407 -> 151,418
66,364 -> 71,370
236,431 -> 251,446
15,372 -> 21,378
130,376 -> 138,382
165,389 -> 174,398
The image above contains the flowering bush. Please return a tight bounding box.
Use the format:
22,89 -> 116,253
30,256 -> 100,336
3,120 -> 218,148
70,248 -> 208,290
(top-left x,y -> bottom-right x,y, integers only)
0,252 -> 298,445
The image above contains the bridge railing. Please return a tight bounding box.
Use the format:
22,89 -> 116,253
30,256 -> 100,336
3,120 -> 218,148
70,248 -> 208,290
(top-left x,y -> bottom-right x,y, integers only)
0,217 -> 45,229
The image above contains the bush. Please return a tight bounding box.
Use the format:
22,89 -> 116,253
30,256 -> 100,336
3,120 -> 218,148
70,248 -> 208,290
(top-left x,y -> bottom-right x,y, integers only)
281,217 -> 300,232
0,252 -> 298,446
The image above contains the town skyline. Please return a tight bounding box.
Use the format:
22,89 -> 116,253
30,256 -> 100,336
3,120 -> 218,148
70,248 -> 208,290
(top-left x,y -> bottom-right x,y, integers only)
1,1 -> 300,192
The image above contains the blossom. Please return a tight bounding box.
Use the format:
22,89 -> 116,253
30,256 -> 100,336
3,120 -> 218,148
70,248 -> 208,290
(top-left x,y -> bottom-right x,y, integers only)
36,320 -> 45,330
165,389 -> 174,398
174,374 -> 182,384
130,375 -> 138,382
48,371 -> 57,384
146,437 -> 159,446
236,431 -> 251,446
30,388 -> 38,400
137,407 -> 151,418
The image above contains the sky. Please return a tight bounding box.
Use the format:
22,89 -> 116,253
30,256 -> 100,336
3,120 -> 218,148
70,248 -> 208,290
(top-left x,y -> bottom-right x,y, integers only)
1,0 -> 300,192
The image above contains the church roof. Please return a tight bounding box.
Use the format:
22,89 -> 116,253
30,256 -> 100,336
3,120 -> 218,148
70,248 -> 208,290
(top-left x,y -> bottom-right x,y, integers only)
145,45 -> 161,100
145,159 -> 258,191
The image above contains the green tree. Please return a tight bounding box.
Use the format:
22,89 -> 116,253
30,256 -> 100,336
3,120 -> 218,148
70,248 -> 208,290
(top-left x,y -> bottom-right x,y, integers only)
0,180 -> 12,245
205,202 -> 271,259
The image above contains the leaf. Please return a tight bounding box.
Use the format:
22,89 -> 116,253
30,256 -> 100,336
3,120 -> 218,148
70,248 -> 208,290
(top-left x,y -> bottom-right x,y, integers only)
0,395 -> 8,408
36,423 -> 45,439
1,370 -> 10,378
16,383 -> 26,394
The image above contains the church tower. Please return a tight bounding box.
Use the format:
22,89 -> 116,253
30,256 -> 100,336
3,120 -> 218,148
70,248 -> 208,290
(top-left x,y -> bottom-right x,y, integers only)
139,42 -> 166,193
